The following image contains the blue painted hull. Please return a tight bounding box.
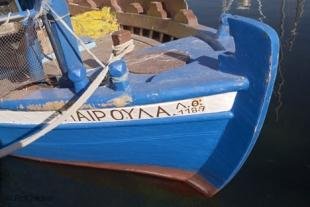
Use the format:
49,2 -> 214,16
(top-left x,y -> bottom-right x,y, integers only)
0,15 -> 280,197
1,113 -> 232,172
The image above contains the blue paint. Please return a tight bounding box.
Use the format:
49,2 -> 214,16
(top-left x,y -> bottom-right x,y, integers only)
0,113 -> 232,171
109,60 -> 130,91
197,15 -> 280,189
217,14 -> 230,39
47,0 -> 89,92
0,14 -> 279,195
42,37 -> 96,63
0,37 -> 249,110
24,28 -> 45,81
14,0 -> 22,11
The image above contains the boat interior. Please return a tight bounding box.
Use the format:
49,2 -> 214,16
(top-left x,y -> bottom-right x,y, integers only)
0,0 -> 250,111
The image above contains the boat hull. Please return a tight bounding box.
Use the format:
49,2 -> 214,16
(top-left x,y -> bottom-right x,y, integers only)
1,112 -> 233,196
0,14 -> 280,197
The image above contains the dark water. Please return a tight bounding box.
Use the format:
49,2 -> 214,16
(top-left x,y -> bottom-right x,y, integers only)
1,0 -> 310,206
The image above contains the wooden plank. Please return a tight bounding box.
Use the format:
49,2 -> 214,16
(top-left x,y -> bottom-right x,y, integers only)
115,0 -> 188,17
117,12 -> 199,38
125,50 -> 189,74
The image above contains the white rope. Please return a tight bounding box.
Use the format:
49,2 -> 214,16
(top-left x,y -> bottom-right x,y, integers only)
0,3 -> 134,158
112,39 -> 135,58
1,9 -> 35,27
3,12 -> 12,25
49,13 -> 70,23
20,10 -> 31,22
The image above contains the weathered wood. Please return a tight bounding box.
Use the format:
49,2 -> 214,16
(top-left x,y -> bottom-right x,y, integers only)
126,50 -> 189,74
68,0 -> 105,8
147,1 -> 167,18
68,0 -> 99,15
67,0 -> 200,38
117,12 -> 199,38
68,0 -> 190,19
68,0 -> 111,14
42,34 -> 158,77
111,30 -> 132,45
174,9 -> 198,27
115,0 -> 188,18
125,2 -> 144,14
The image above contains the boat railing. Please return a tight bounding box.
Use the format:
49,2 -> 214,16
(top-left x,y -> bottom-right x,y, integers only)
68,0 -> 208,43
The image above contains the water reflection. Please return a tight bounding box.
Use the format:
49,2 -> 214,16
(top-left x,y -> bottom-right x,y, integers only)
222,0 -> 235,12
288,0 -> 305,51
275,0 -> 287,122
275,0 -> 305,121
257,0 -> 266,21
237,0 -> 252,10
220,0 -> 305,121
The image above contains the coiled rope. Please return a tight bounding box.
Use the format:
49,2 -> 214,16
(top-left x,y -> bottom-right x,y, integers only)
0,3 -> 134,158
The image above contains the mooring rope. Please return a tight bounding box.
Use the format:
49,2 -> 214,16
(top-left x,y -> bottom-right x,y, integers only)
3,12 -> 12,25
21,10 -> 31,22
0,3 -> 134,158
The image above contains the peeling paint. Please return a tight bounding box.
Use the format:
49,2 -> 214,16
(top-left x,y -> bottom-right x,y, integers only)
20,96 -> 133,111
102,95 -> 133,108
26,101 -> 66,111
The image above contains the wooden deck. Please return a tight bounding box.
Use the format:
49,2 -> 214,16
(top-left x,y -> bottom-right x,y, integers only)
43,32 -> 189,77
43,34 -> 160,77
4,33 -> 189,99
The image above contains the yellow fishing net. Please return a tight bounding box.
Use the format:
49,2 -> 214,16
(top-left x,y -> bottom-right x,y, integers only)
71,7 -> 119,39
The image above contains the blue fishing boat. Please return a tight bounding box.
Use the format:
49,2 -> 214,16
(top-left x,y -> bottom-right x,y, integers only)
0,0 -> 279,197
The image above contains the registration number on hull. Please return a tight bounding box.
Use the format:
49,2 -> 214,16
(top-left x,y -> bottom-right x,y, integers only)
0,92 -> 237,124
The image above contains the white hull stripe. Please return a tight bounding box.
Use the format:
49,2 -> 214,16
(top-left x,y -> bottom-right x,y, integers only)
0,92 -> 237,125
